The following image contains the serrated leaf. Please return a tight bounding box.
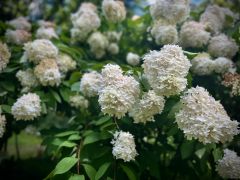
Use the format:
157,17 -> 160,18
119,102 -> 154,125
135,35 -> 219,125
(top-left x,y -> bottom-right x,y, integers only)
53,157 -> 78,175
95,162 -> 111,180
82,164 -> 96,180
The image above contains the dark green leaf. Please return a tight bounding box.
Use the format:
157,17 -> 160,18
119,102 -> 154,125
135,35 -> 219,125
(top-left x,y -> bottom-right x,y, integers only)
95,162 -> 111,180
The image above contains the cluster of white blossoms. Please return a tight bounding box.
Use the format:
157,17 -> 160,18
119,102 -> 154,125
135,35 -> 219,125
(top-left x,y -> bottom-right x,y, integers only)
99,64 -> 140,119
11,93 -> 41,121
87,32 -> 109,59
5,29 -> 31,45
102,0 -> 126,23
34,58 -> 61,86
24,39 -> 58,64
71,2 -> 100,42
179,21 -> 210,48
150,20 -> 178,45
111,131 -> 137,162
216,149 -> 240,179
0,42 -> 11,73
143,45 -> 191,97
105,31 -> 122,55
80,71 -> 103,97
129,90 -> 165,124
126,52 -> 140,66
0,114 -> 6,138
36,20 -> 58,40
8,17 -> 31,31
16,69 -> 39,92
222,73 -> 240,96
56,53 -> 76,74
69,95 -> 89,109
175,86 -> 239,144
200,5 -> 239,34
150,0 -> 190,24
208,34 -> 238,58
191,53 -> 235,75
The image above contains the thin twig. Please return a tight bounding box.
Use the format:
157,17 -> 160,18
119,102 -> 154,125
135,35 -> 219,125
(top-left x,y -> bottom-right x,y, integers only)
113,117 -> 120,130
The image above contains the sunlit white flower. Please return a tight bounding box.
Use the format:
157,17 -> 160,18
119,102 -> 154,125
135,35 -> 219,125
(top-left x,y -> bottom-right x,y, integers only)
24,39 -> 58,64
191,53 -> 215,75
142,45 -> 191,97
175,86 -> 239,144
101,64 -> 123,86
126,52 -> 140,66
107,43 -> 119,55
11,93 -> 41,121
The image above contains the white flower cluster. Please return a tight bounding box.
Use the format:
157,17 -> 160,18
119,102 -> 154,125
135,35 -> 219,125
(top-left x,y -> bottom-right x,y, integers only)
80,71 -> 103,97
99,64 -> 140,119
143,45 -> 191,97
34,58 -> 61,86
71,2 -> 100,42
69,95 -> 89,109
16,69 -> 39,92
24,39 -> 58,64
216,149 -> 240,179
111,131 -> 137,162
5,29 -> 31,45
87,32 -> 109,59
8,17 -> 31,31
179,21 -> 210,48
105,31 -> 122,55
126,52 -> 140,66
150,0 -> 190,24
36,27 -> 58,40
151,20 -> 178,45
191,53 -> 235,75
200,5 -> 239,34
0,114 -> 6,138
0,42 -> 11,73
129,90 -> 165,124
208,34 -> 238,58
56,53 -> 76,74
175,86 -> 239,144
102,0 -> 126,23
11,93 -> 41,121
222,73 -> 240,96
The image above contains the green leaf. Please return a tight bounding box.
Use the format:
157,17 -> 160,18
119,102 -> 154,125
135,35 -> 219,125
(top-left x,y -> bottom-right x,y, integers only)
212,148 -> 223,162
120,164 -> 137,180
68,134 -> 81,141
69,174 -> 85,180
82,164 -> 96,180
71,82 -> 80,92
1,81 -> 15,92
180,140 -> 194,159
59,141 -> 77,148
183,51 -> 198,59
60,88 -> 71,102
50,90 -> 62,103
95,162 -> 111,180
55,131 -> 79,137
1,105 -> 11,113
195,148 -> 206,159
53,157 -> 78,176
83,133 -> 100,145
95,116 -> 111,126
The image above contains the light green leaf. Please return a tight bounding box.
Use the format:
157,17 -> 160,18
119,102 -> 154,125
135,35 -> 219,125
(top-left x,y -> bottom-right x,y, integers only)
95,162 -> 111,180
68,134 -> 81,141
82,164 -> 96,180
95,116 -> 111,126
59,141 -> 77,148
195,147 -> 206,159
50,90 -> 62,103
1,105 -> 11,113
69,174 -> 85,180
212,148 -> 223,162
55,131 -> 79,137
71,82 -> 80,92
83,133 -> 100,145
53,157 -> 78,175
